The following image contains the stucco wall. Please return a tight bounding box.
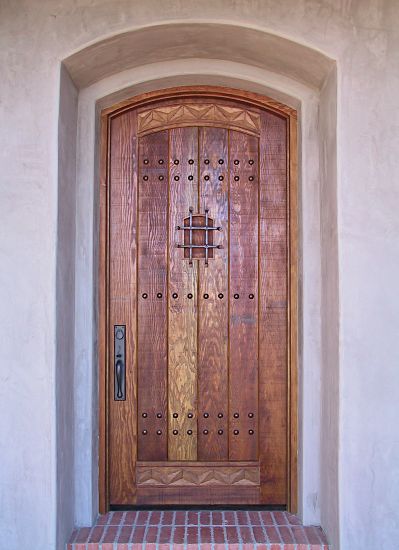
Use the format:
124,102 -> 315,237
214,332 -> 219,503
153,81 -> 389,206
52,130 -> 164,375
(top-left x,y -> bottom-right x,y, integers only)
1,1 -> 398,549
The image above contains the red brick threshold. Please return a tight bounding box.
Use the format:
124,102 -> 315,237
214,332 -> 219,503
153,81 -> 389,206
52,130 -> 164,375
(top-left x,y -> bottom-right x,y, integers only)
67,510 -> 329,549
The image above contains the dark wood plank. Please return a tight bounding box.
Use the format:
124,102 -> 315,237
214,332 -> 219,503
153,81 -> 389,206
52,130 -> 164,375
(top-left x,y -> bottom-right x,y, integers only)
108,110 -> 138,503
137,131 -> 169,461
168,127 -> 198,460
228,130 -> 259,461
259,111 -> 288,504
197,127 -> 229,460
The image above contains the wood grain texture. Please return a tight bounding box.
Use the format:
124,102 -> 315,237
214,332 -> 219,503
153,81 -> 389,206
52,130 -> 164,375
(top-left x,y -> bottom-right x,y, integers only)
168,127 -> 198,460
197,127 -> 229,460
100,89 -> 297,508
137,131 -> 169,461
228,130 -> 259,461
136,486 -> 260,505
138,103 -> 260,136
136,462 -> 260,486
108,110 -> 138,503
102,85 -> 297,120
259,111 -> 288,504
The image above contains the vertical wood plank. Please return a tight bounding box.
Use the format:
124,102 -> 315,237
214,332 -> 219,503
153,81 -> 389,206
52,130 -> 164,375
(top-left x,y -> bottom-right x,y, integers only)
197,127 -> 229,460
259,111 -> 288,504
168,127 -> 198,460
108,111 -> 138,503
137,131 -> 169,461
228,131 -> 259,461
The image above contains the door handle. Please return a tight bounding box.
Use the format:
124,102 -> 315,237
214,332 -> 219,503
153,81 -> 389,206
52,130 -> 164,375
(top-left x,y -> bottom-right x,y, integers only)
114,325 -> 126,400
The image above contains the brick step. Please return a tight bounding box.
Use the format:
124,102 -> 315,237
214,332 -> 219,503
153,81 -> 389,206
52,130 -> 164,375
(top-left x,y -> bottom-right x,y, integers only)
68,510 -> 329,549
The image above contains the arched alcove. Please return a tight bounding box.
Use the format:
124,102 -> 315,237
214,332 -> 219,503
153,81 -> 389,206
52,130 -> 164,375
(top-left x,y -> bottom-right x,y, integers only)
56,21 -> 338,548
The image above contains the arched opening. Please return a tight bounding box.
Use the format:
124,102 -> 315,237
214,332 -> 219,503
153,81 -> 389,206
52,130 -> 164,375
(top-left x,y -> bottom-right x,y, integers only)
56,21 -> 338,547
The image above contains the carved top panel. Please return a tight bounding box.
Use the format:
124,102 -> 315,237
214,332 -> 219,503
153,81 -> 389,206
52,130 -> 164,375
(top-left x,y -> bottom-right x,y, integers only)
138,103 -> 261,136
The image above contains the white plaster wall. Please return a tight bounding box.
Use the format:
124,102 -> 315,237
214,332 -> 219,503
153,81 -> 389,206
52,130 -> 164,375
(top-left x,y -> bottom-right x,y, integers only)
1,2 -> 399,549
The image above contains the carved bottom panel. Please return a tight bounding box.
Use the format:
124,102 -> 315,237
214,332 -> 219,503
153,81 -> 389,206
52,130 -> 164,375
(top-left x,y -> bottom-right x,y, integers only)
136,461 -> 260,487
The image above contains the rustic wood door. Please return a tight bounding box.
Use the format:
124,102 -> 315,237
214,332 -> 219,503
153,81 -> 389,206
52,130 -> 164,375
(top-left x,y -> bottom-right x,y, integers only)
102,89 -> 296,508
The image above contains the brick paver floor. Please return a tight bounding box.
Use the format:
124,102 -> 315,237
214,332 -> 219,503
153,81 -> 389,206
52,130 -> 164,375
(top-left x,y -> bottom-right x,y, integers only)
67,510 -> 329,549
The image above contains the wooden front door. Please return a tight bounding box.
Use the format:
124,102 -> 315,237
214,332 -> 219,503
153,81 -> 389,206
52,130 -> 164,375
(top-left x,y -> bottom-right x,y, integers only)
100,88 -> 297,509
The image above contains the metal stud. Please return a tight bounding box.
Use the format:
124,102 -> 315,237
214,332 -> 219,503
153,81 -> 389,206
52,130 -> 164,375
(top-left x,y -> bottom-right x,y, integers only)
218,175 -> 224,181
234,176 -> 240,181
172,293 -> 178,299
158,159 -> 164,164
174,176 -> 180,181
143,175 -> 148,181
218,293 -> 224,299
173,413 -> 178,418
173,429 -> 178,435
233,413 -> 239,418
233,429 -> 239,435
249,294 -> 255,299
234,159 -> 240,165
249,176 -> 254,182
156,430 -> 162,435
218,413 -> 223,418
248,412 -> 254,418
203,293 -> 209,299
174,159 -> 179,165
249,429 -> 255,435
188,159 -> 194,165
144,159 -> 149,165
234,293 -> 239,299
187,413 -> 194,418
249,159 -> 254,165
187,430 -> 193,435
203,429 -> 209,435
218,429 -> 224,435
156,413 -> 162,418
204,159 -> 210,164
203,412 -> 209,418
142,293 -> 148,299
188,175 -> 194,181
142,412 -> 148,418
218,159 -> 224,164
159,175 -> 164,181
204,175 -> 210,181
157,292 -> 162,299
187,293 -> 193,299
142,430 -> 148,435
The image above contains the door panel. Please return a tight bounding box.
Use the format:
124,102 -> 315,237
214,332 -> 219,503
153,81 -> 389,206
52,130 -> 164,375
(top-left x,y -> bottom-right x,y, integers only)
168,127 -> 198,460
106,95 -> 291,506
229,131 -> 259,461
137,131 -> 169,461
197,127 -> 229,461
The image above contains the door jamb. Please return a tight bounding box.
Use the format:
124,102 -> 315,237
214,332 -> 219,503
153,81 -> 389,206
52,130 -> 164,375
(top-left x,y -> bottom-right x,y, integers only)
98,85 -> 298,513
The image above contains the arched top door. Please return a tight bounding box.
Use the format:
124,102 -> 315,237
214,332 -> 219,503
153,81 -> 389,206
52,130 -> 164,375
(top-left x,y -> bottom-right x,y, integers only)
99,86 -> 298,511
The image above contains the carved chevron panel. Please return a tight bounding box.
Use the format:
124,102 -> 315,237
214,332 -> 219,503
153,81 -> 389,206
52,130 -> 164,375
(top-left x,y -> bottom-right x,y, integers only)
137,104 -> 261,136
136,462 -> 260,487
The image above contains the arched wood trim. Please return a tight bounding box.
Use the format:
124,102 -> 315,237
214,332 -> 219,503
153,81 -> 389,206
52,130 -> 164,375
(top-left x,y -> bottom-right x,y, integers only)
98,85 -> 298,514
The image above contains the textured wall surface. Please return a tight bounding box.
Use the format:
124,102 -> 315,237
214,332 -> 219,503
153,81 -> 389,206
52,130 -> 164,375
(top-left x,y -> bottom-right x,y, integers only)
0,1 -> 398,549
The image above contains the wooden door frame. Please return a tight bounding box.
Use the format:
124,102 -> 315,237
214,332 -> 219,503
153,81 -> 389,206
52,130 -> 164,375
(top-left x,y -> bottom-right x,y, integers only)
98,86 -> 298,513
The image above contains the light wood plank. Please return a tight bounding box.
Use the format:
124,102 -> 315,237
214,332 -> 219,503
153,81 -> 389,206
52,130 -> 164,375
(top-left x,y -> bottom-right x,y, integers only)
168,127 -> 198,460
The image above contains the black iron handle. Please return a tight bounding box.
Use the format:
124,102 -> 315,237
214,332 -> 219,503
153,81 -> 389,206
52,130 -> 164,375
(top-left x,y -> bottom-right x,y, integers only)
115,360 -> 123,399
114,325 -> 126,400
